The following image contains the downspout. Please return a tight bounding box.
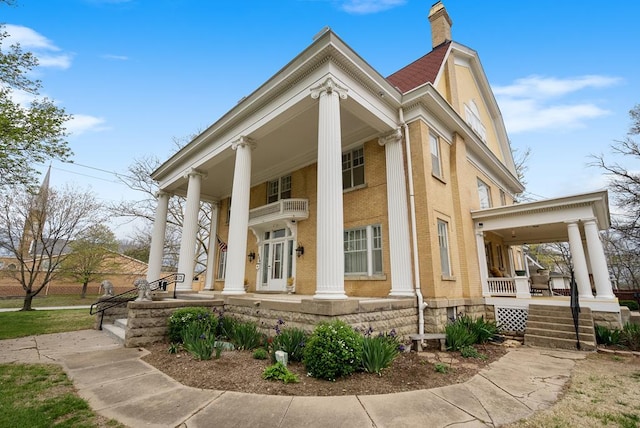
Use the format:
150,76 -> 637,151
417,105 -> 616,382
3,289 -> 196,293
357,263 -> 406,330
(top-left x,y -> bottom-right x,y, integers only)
399,108 -> 427,335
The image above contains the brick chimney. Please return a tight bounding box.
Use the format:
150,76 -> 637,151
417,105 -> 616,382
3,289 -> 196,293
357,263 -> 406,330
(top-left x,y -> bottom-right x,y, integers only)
428,1 -> 452,48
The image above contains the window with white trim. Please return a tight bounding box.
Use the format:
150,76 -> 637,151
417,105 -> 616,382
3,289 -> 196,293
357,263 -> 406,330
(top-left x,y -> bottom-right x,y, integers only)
437,219 -> 451,276
344,224 -> 382,275
499,189 -> 507,206
342,147 -> 365,190
464,100 -> 487,142
430,133 -> 442,178
477,179 -> 492,209
267,175 -> 292,203
216,251 -> 227,279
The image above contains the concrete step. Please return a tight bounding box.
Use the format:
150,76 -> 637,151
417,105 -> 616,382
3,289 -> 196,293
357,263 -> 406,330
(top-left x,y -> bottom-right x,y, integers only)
528,306 -> 592,318
524,333 -> 596,351
525,327 -> 595,342
526,320 -> 595,334
102,322 -> 125,344
114,318 -> 128,329
527,314 -> 594,328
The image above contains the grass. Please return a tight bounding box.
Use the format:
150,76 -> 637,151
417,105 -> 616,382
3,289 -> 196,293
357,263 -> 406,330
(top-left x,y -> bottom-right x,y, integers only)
0,309 -> 94,340
0,363 -> 124,428
0,294 -> 102,309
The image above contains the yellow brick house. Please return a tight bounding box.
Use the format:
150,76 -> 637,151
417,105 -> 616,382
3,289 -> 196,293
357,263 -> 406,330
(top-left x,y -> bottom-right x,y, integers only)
146,2 -> 621,337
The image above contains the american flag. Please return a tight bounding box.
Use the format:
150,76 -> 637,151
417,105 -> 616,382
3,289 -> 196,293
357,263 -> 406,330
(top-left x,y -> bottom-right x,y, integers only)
217,235 -> 227,252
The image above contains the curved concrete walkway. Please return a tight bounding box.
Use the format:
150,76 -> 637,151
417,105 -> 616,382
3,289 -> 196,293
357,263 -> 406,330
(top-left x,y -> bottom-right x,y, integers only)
0,330 -> 586,427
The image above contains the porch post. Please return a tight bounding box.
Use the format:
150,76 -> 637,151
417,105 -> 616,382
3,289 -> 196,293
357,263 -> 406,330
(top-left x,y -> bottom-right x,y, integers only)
379,129 -> 414,297
566,221 -> 593,299
311,77 -> 347,300
204,201 -> 219,290
223,136 -> 255,295
583,218 -> 615,299
177,169 -> 205,291
147,191 -> 169,282
475,229 -> 490,296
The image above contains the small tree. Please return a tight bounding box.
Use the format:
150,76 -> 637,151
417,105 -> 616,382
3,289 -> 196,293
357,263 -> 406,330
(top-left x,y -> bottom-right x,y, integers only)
0,185 -> 104,310
59,224 -> 119,298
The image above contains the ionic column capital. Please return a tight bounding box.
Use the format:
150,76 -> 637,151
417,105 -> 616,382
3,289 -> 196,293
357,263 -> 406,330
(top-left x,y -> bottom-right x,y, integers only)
155,190 -> 170,199
183,168 -> 206,180
232,136 -> 256,151
310,77 -> 348,100
378,128 -> 403,146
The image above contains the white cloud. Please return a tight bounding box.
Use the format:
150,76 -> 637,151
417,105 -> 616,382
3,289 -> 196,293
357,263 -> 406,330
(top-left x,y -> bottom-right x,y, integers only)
3,24 -> 72,70
101,54 -> 129,61
66,115 -> 108,136
338,0 -> 405,14
493,75 -> 621,134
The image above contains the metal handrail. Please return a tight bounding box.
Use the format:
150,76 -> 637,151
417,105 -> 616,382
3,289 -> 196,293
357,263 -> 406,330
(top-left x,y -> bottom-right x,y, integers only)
90,273 -> 185,330
569,270 -> 581,350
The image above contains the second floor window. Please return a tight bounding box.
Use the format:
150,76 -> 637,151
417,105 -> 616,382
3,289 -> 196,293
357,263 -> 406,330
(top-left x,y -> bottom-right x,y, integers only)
342,147 -> 365,190
477,179 -> 492,209
267,175 -> 292,203
430,133 -> 442,178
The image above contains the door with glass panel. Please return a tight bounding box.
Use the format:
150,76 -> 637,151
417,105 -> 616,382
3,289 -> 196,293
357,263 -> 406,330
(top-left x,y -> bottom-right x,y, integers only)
260,228 -> 293,291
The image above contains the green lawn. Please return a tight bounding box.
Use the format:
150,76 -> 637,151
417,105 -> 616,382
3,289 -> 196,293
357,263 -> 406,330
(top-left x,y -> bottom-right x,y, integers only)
0,294 -> 101,309
0,309 -> 94,340
0,363 -> 124,428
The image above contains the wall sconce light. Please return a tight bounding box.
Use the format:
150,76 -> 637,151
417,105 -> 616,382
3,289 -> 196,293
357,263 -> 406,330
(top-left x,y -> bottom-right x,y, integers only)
295,245 -> 304,258
248,251 -> 256,263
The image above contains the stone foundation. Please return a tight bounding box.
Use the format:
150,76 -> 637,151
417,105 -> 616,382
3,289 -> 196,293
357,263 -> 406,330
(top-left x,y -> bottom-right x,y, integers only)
592,309 -> 623,330
422,298 -> 487,333
92,297 -> 130,330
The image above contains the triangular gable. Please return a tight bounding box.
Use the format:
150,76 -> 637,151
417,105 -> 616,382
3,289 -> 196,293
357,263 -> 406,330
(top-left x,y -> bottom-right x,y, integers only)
386,41 -> 450,93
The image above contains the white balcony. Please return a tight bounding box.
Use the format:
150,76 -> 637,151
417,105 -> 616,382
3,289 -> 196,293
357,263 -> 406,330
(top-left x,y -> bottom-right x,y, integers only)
248,198 -> 309,226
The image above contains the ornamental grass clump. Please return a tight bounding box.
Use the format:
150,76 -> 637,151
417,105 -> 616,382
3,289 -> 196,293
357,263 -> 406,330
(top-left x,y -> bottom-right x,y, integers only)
182,320 -> 218,360
231,320 -> 263,350
361,332 -> 400,375
304,320 -> 363,381
270,319 -> 308,363
445,314 -> 499,351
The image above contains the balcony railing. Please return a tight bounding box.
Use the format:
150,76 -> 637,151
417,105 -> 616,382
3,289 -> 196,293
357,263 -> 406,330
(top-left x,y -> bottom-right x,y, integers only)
248,198 -> 309,225
487,278 -> 517,296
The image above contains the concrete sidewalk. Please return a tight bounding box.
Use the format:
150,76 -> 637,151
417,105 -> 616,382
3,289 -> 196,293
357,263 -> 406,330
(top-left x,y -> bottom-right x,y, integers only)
0,330 -> 586,427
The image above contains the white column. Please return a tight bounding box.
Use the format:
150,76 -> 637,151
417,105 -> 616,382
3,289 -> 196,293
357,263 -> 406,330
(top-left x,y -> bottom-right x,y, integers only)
204,201 -> 219,290
379,129 -> 414,297
566,221 -> 593,299
147,191 -> 170,282
177,169 -> 204,291
475,229 -> 490,297
583,218 -> 615,299
311,77 -> 347,300
223,136 -> 255,295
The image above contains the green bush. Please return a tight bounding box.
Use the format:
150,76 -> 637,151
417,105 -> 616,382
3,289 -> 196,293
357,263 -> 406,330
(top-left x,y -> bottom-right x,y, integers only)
456,315 -> 499,343
445,322 -> 476,351
621,322 -> 640,351
262,362 -> 299,384
620,300 -> 640,311
167,307 -> 215,343
304,320 -> 363,381
230,320 -> 263,351
253,348 -> 268,360
460,345 -> 487,360
361,335 -> 399,375
271,327 -> 308,363
434,362 -> 449,373
595,324 -> 621,346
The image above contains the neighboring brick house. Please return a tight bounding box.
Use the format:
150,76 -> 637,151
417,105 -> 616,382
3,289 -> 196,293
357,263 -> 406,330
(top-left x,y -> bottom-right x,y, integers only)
146,2 -> 620,333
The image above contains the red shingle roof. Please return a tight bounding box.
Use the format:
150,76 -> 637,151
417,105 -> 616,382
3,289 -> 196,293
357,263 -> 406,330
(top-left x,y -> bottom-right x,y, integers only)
386,41 -> 451,93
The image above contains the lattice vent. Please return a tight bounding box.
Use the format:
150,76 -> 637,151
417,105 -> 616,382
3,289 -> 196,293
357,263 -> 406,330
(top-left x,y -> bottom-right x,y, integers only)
496,307 -> 528,333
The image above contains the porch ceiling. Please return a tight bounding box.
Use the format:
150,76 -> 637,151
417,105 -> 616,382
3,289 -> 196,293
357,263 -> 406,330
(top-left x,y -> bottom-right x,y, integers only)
471,190 -> 611,246
163,97 -> 383,201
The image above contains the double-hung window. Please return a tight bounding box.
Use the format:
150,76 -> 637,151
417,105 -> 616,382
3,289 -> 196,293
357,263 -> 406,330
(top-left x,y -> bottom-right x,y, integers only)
267,175 -> 292,203
430,133 -> 442,178
437,219 -> 451,277
216,251 -> 227,280
344,224 -> 382,276
477,179 -> 492,209
342,147 -> 365,190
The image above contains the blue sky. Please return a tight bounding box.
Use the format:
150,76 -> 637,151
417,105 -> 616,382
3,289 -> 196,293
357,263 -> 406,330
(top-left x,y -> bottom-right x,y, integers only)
3,0 -> 639,238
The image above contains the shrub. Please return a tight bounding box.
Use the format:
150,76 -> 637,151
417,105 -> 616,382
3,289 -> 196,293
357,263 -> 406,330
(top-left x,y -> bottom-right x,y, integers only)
262,362 -> 299,384
460,345 -> 487,360
595,324 -> 621,346
231,320 -> 263,350
445,322 -> 476,351
272,327 -> 308,363
182,321 -> 217,360
619,300 -> 640,311
457,315 -> 499,343
304,320 -> 363,381
620,322 -> 640,351
253,348 -> 268,360
361,335 -> 399,375
168,307 -> 214,343
434,362 -> 449,373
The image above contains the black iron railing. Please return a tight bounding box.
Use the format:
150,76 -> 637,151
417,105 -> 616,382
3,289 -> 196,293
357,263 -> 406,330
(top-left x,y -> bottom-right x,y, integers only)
90,273 -> 185,330
569,270 -> 581,350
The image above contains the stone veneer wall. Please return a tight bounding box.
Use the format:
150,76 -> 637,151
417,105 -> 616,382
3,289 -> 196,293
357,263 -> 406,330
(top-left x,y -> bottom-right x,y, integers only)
592,309 -> 624,329
92,297 -> 130,330
421,298 -> 488,333
124,299 -> 223,347
223,297 -> 418,339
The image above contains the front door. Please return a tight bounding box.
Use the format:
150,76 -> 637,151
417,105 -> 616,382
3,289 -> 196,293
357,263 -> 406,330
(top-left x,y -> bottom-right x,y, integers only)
259,228 -> 293,291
